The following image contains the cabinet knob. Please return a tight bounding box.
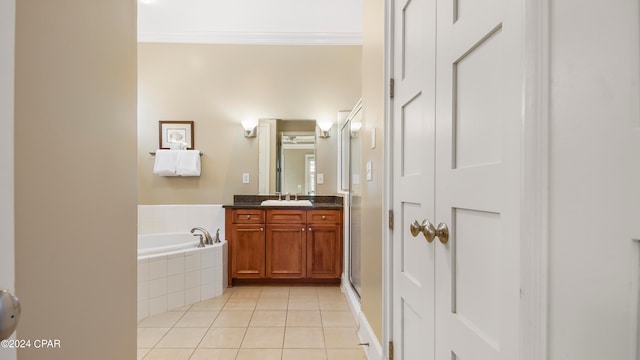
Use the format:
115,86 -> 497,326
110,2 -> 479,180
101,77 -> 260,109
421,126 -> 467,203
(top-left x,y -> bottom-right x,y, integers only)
260,227 -> 264,232
302,228 -> 305,232
309,227 -> 312,232
322,215 -> 327,220
246,215 -> 251,219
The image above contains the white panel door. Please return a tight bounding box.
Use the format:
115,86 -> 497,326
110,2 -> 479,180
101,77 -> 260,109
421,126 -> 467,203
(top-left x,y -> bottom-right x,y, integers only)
434,0 -> 522,358
391,0 -> 522,358
391,0 -> 437,358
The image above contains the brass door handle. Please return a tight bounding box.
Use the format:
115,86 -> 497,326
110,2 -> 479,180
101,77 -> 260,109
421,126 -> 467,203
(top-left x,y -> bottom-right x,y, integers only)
410,219 -> 435,243
436,222 -> 449,244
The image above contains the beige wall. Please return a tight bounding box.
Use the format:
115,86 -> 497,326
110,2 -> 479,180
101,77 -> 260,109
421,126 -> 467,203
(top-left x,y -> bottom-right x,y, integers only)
359,0 -> 385,343
14,1 -> 137,359
138,43 -> 361,205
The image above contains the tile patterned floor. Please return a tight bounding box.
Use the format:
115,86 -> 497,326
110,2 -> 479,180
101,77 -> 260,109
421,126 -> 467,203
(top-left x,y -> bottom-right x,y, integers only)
137,285 -> 367,360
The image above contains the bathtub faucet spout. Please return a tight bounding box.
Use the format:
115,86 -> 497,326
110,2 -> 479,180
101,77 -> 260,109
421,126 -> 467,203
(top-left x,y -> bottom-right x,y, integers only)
190,227 -> 213,245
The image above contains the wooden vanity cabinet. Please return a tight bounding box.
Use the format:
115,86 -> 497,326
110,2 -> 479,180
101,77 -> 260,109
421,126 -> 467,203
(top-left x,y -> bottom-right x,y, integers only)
306,210 -> 343,279
227,209 -> 266,284
266,210 -> 307,279
226,207 -> 342,285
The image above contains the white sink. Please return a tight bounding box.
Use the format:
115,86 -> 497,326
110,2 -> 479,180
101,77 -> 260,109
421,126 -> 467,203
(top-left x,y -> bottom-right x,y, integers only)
260,199 -> 313,206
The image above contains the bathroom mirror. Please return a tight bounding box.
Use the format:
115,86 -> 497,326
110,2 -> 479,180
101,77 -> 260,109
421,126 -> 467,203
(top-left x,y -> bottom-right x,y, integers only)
258,119 -> 317,195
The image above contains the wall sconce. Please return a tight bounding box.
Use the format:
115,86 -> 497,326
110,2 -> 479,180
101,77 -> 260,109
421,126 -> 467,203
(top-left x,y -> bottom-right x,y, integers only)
318,121 -> 333,138
350,122 -> 362,138
241,120 -> 257,138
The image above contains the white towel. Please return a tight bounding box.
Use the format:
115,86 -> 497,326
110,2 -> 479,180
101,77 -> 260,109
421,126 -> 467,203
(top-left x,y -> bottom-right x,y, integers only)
153,149 -> 178,176
176,150 -> 201,176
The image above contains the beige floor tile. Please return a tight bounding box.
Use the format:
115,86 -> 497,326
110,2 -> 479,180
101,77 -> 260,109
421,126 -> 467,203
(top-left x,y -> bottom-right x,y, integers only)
199,327 -> 246,348
318,292 -> 346,302
174,310 -> 219,327
137,348 -> 151,360
137,327 -> 170,348
256,296 -> 289,310
170,304 -> 192,312
229,286 -> 263,298
316,286 -> 342,296
286,310 -> 322,327
156,327 -> 207,348
260,287 -> 290,297
236,348 -> 283,360
250,310 -> 287,327
223,297 -> 258,310
213,310 -> 254,327
190,297 -> 228,311
321,311 -> 357,328
289,287 -> 319,296
141,348 -> 194,360
324,328 -> 361,349
283,327 -> 325,348
326,348 -> 368,360
319,298 -> 350,311
138,311 -> 184,328
241,327 -> 285,348
189,348 -> 238,360
282,348 -> 328,360
288,295 -> 320,310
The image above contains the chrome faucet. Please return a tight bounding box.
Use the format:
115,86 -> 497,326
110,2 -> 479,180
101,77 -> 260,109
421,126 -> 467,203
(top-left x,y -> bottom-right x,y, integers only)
214,229 -> 221,243
190,227 -> 213,245
285,192 -> 291,201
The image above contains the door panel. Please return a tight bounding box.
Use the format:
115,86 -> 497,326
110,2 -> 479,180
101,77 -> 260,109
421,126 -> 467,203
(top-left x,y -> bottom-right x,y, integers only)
452,208 -> 501,346
307,224 -> 341,278
392,0 -> 522,358
232,225 -> 265,278
266,224 -> 306,278
392,0 -> 437,358
453,26 -> 503,169
435,0 -> 522,358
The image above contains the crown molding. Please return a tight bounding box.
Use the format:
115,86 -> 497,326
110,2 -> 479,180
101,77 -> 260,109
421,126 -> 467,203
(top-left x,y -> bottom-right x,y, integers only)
137,31 -> 363,45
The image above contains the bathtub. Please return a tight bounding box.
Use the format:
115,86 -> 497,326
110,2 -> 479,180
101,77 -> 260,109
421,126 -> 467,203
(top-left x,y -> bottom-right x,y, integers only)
138,232 -> 202,258
137,232 -> 228,320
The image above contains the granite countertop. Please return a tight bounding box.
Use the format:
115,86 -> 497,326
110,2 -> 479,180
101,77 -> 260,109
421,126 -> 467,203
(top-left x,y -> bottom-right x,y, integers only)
223,194 -> 344,210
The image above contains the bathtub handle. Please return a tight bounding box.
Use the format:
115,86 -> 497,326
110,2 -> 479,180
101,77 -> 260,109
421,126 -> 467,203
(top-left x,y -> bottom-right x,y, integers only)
193,234 -> 205,248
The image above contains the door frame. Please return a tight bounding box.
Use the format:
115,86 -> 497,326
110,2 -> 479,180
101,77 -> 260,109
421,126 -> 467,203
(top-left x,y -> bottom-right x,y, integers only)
0,1 -> 16,359
381,0 -> 550,359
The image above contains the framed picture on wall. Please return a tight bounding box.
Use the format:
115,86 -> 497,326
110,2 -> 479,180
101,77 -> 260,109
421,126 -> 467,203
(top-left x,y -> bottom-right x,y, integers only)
159,120 -> 194,150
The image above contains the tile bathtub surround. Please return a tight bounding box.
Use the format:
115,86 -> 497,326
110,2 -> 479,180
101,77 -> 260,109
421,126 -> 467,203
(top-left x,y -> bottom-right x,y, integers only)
138,204 -> 226,235
137,285 -> 367,360
138,243 -> 228,320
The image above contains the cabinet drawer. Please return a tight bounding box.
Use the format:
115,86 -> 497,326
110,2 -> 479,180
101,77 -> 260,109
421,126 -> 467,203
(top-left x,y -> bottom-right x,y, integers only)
267,209 -> 306,224
231,209 -> 265,224
307,210 -> 342,224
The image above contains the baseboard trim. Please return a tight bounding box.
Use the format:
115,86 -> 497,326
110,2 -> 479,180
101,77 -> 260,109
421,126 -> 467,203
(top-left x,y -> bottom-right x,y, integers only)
341,278 -> 384,360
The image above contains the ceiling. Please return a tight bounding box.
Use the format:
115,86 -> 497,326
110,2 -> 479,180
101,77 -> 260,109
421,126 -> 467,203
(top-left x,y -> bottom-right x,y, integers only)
137,0 -> 363,45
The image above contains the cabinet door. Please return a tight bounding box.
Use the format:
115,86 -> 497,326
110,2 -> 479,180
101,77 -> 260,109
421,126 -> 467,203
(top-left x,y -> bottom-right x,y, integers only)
307,224 -> 342,279
266,224 -> 307,278
231,224 -> 265,279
